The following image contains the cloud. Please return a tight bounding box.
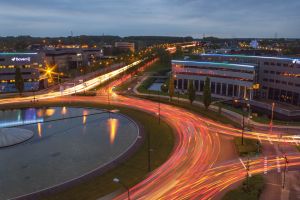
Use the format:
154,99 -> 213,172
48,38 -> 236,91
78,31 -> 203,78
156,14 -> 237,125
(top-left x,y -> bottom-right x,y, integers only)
0,0 -> 299,37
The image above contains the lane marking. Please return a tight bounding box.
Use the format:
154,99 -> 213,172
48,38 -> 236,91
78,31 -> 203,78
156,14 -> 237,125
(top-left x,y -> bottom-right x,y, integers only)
276,157 -> 281,173
267,136 -> 273,145
239,158 -> 247,170
264,156 -> 268,175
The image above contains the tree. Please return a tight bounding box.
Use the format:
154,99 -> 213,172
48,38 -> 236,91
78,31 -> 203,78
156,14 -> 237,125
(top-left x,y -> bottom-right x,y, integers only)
203,77 -> 212,109
188,80 -> 196,104
15,67 -> 24,95
169,74 -> 175,101
174,45 -> 183,59
161,84 -> 168,93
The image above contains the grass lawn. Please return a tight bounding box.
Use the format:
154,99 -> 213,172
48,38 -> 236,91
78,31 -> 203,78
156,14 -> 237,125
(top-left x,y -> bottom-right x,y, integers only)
222,175 -> 265,200
234,137 -> 261,157
144,61 -> 170,74
1,101 -> 174,200
135,95 -> 242,128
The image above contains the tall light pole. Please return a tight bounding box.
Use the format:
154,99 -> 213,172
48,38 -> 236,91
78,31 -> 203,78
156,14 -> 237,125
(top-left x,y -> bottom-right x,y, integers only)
113,178 -> 130,200
270,102 -> 275,133
242,110 -> 245,145
158,90 -> 161,124
282,155 -> 289,189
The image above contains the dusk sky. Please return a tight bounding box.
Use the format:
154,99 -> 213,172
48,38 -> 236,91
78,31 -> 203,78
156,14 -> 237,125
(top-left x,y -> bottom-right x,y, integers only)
0,0 -> 299,38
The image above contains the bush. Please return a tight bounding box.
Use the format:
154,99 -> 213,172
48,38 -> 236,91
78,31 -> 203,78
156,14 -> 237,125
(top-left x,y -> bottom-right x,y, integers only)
234,137 -> 261,157
223,175 -> 265,200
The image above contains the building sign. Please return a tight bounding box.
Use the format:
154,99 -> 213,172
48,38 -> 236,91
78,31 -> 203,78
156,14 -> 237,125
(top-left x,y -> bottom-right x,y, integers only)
11,57 -> 31,62
292,59 -> 300,65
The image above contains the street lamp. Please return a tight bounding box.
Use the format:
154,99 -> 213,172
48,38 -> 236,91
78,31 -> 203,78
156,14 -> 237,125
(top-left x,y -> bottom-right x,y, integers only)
270,102 -> 275,133
113,178 -> 130,200
282,155 -> 289,189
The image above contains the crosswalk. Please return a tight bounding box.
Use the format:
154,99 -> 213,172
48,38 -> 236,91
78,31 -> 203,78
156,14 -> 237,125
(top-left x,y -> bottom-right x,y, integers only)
239,156 -> 285,175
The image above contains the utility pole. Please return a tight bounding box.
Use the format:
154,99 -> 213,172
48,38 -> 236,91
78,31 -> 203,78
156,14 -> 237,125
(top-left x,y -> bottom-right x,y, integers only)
158,90 -> 161,125
270,102 -> 275,133
246,156 -> 251,191
147,130 -> 151,172
282,155 -> 289,189
242,108 -> 245,145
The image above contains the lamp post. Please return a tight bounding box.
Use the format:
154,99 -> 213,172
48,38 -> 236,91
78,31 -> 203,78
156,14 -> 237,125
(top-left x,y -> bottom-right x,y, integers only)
270,102 -> 275,133
157,90 -> 161,125
113,178 -> 130,200
282,155 -> 289,189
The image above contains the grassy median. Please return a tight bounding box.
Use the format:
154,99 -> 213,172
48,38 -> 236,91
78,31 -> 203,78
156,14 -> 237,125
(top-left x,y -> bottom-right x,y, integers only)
222,175 -> 265,200
1,101 -> 174,200
234,137 -> 261,157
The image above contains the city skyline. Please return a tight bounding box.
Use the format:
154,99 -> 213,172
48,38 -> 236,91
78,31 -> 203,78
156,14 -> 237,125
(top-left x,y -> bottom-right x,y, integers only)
1,0 -> 300,38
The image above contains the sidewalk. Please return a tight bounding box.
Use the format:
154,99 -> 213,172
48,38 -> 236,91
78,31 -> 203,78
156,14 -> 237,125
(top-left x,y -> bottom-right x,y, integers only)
133,76 -> 300,133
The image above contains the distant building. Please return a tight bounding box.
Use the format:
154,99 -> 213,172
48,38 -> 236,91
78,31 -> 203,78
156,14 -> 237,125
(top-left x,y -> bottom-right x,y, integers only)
44,48 -> 102,72
0,52 -> 47,93
198,54 -> 300,106
115,42 -> 135,52
172,60 -> 257,100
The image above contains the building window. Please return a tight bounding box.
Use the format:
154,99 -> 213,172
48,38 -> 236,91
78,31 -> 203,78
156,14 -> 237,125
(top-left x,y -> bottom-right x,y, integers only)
263,70 -> 269,73
200,80 -> 204,91
276,71 -> 280,75
211,82 -> 215,94
288,82 -> 293,86
183,79 -> 188,90
195,80 -> 199,91
216,83 -> 221,94
274,89 -> 280,101
228,84 -> 233,96
234,85 -> 238,96
281,81 -> 287,85
277,63 -> 281,67
269,79 -> 274,83
263,78 -> 268,82
268,88 -> 274,99
276,80 -> 280,83
222,83 -> 227,96
270,71 -> 275,74
178,79 -> 182,89
264,62 -> 269,65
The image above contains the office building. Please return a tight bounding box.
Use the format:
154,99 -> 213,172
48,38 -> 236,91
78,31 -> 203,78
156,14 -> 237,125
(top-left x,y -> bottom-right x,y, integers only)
0,52 -> 47,93
172,60 -> 257,100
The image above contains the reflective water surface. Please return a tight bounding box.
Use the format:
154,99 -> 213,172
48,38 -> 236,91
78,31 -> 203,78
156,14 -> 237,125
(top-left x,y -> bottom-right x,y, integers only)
0,107 -> 139,199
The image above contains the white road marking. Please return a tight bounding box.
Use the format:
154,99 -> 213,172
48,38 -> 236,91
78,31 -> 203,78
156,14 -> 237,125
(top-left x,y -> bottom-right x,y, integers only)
276,157 -> 281,173
264,157 -> 268,174
267,136 -> 273,145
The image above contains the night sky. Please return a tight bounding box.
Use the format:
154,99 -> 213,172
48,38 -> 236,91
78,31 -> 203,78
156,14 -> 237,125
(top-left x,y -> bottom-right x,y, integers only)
0,0 -> 299,38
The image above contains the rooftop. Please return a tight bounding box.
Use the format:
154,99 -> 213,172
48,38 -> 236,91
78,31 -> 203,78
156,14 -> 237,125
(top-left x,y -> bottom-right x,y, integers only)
172,60 -> 255,70
200,53 -> 300,61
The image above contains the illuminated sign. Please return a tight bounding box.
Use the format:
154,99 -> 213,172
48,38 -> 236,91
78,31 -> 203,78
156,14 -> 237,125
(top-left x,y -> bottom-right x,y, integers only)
292,59 -> 300,64
11,57 -> 31,62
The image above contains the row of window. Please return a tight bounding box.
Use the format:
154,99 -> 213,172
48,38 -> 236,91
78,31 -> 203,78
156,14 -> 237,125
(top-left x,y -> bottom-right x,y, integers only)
180,65 -> 254,74
263,62 -> 290,67
0,79 -> 38,83
175,79 -> 246,97
268,87 -> 299,106
0,65 -> 37,69
262,78 -> 300,87
263,70 -> 300,78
